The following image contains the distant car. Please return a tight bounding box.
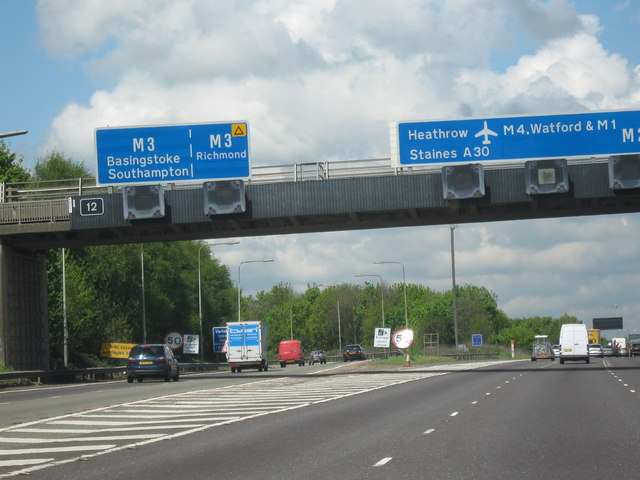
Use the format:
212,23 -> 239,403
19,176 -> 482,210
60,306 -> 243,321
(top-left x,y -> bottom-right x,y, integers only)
126,344 -> 180,383
602,345 -> 615,357
308,350 -> 327,365
552,345 -> 561,357
342,344 -> 366,362
588,344 -> 603,357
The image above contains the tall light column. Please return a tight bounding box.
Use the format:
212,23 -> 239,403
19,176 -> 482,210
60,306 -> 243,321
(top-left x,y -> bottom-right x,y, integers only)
451,225 -> 459,349
198,240 -> 239,360
141,245 -> 147,344
62,248 -> 68,367
354,274 -> 385,328
373,261 -> 408,329
237,259 -> 274,322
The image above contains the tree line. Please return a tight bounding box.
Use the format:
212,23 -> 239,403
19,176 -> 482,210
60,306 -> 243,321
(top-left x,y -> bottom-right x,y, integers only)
1,141 -> 581,367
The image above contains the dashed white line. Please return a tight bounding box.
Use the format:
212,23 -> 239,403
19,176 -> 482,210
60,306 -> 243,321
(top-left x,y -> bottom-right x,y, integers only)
450,412 -> 459,417
374,457 -> 393,467
423,429 -> 435,435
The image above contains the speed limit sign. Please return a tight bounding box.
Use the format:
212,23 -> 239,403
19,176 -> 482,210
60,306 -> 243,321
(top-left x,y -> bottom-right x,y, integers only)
392,329 -> 414,349
165,332 -> 183,351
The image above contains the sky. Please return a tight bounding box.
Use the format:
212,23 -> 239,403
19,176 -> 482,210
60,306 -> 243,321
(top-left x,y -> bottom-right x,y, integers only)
2,0 -> 640,334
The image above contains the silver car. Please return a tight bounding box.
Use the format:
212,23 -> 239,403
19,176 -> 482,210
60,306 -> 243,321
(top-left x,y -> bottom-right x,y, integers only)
602,345 -> 615,357
588,344 -> 603,357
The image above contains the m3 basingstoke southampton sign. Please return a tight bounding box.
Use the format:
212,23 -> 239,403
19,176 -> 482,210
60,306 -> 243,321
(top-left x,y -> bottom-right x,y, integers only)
95,121 -> 250,186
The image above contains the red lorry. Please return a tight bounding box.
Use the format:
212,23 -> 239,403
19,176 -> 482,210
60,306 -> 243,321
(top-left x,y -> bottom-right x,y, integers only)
279,340 -> 305,367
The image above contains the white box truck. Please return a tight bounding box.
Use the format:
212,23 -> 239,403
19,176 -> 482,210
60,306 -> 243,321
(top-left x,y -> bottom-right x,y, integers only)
558,323 -> 589,364
226,321 -> 269,373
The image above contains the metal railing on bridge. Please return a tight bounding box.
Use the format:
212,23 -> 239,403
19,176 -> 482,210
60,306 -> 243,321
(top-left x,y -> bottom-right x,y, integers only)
0,156 -> 608,225
0,158 -> 415,225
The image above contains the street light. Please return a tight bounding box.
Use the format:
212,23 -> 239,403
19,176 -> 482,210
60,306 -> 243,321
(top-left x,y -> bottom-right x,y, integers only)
237,259 -> 274,321
0,130 -> 28,139
198,241 -> 239,360
354,274 -> 385,328
141,245 -> 146,344
451,225 -> 459,349
373,261 -> 408,329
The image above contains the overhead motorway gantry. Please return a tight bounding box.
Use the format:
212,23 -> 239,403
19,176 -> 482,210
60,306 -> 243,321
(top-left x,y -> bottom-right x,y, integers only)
1,157 -> 640,251
2,108 -> 640,369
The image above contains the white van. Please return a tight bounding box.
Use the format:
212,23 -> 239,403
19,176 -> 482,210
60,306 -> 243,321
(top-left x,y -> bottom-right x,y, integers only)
558,324 -> 589,364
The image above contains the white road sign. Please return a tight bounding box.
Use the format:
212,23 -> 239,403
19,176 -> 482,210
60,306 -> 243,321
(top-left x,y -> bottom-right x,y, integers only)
183,334 -> 199,354
374,328 -> 391,348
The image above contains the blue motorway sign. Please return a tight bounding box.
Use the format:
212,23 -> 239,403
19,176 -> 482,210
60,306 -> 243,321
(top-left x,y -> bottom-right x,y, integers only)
95,121 -> 250,185
472,334 -> 483,347
391,109 -> 640,166
213,327 -> 227,353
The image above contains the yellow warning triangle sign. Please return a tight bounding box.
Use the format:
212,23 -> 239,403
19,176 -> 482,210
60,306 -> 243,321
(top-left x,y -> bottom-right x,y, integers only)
232,123 -> 247,137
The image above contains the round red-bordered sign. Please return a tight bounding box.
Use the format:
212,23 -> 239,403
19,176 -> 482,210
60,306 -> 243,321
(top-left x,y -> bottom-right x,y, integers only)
165,332 -> 183,350
392,329 -> 414,349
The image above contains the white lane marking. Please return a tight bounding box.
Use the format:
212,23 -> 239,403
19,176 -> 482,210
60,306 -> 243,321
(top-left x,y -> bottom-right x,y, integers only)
0,458 -> 54,467
48,416 -> 238,426
423,429 -> 435,435
374,457 -> 393,467
0,434 -> 162,444
450,412 -> 459,417
12,425 -> 203,434
471,401 -> 478,405
485,392 -> 491,396
0,445 -> 115,455
631,390 -> 636,393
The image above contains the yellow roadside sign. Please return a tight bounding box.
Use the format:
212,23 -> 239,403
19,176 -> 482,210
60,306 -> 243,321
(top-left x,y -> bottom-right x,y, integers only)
231,123 -> 247,136
100,342 -> 137,359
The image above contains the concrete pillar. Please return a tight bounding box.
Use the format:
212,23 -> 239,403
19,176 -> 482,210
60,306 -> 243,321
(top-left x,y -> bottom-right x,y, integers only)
0,244 -> 49,370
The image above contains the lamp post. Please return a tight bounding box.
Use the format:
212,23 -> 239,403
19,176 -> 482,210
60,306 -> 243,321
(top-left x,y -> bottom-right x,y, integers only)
373,261 -> 408,329
354,274 -> 385,328
237,259 -> 274,322
451,225 -> 459,349
141,245 -> 147,344
62,248 -> 68,367
198,241 -> 239,360
0,130 -> 28,138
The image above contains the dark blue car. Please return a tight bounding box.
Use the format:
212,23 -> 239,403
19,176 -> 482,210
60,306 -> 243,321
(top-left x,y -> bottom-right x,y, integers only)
126,344 -> 180,383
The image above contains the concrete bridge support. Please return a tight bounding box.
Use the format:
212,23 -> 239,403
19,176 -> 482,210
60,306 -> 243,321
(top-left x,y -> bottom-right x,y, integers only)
0,244 -> 49,370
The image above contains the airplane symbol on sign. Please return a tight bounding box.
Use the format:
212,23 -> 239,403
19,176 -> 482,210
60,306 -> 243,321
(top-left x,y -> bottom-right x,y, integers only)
474,120 -> 498,145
